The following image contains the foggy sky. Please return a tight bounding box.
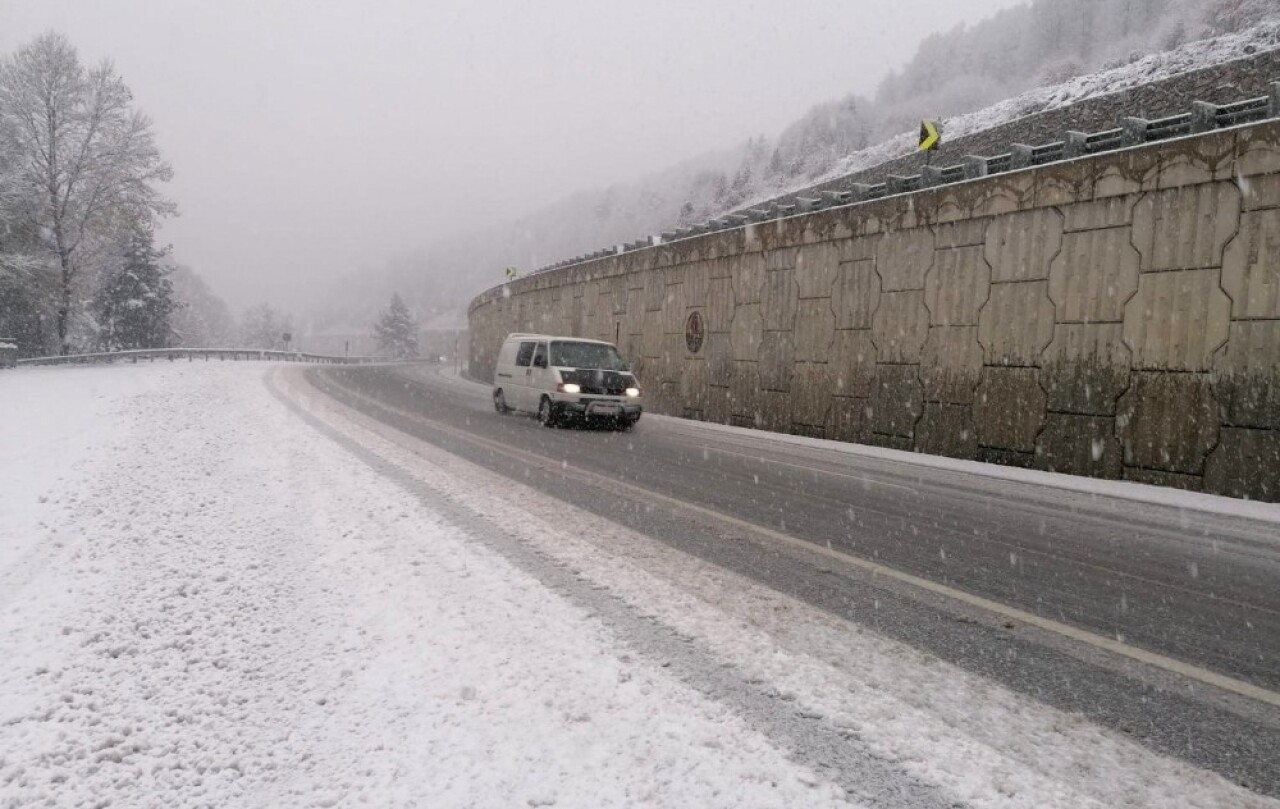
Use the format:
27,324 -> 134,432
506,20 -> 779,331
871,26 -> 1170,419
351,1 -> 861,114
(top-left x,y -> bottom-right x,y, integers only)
1,0 -> 1028,310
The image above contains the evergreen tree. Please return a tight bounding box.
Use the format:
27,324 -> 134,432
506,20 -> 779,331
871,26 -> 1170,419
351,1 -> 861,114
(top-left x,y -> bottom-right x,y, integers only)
92,226 -> 177,351
373,293 -> 419,359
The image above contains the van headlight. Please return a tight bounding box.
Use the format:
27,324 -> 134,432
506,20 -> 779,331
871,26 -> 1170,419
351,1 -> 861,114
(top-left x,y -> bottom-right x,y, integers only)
625,387 -> 640,397
558,382 -> 581,394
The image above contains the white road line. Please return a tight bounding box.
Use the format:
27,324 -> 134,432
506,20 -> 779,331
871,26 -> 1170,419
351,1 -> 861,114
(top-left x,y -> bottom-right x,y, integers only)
701,443 -> 918,494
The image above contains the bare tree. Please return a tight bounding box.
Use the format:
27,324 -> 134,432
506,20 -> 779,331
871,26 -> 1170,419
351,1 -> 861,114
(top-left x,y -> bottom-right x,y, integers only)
0,32 -> 174,353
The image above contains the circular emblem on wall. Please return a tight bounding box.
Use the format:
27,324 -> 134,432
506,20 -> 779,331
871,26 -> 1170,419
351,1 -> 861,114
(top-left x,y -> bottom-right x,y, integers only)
685,311 -> 705,354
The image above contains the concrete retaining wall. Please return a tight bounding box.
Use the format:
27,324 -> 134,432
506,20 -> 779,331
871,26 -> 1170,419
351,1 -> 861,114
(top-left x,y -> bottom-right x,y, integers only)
469,121 -> 1280,501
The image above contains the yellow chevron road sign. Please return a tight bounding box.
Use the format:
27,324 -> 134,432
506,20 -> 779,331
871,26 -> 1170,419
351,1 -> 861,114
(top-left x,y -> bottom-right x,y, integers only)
919,119 -> 941,151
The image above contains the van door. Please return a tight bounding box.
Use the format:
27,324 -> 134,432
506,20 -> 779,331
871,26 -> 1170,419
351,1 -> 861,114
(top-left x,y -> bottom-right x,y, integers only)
494,339 -> 519,398
530,341 -> 553,407
512,340 -> 536,411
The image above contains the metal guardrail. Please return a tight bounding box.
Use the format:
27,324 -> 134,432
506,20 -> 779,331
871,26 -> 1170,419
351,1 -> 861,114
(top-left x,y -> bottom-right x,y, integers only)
13,347 -> 387,367
527,80 -> 1280,277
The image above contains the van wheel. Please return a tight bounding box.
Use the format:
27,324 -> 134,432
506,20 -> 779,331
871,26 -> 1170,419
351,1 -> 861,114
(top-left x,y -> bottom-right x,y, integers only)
493,389 -> 509,414
538,396 -> 558,428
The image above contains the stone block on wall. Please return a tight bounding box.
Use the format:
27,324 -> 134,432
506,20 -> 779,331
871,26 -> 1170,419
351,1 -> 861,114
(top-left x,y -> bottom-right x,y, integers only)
728,360 -> 761,419
1214,320 -> 1280,429
1034,157 -> 1096,208
758,390 -> 793,433
1131,182 -> 1240,272
759,331 -> 794,392
916,403 -> 978,460
831,330 -> 876,399
792,363 -> 833,428
703,330 -> 733,383
1235,122 -> 1280,181
706,277 -> 734,332
704,384 -> 732,425
1062,196 -> 1136,232
977,281 -> 1055,367
833,259 -> 881,330
1034,414 -> 1122,479
1122,268 -> 1230,372
872,290 -> 930,364
1048,227 -> 1140,324
871,365 -> 922,439
976,172 -> 1035,217
921,326 -> 983,405
730,304 -> 761,362
1204,428 -> 1280,501
974,367 -> 1046,453
876,229 -> 935,291
793,299 -> 836,363
935,219 -> 988,249
762,268 -> 798,332
1222,208 -> 1280,319
1094,147 -> 1160,200
1157,129 -> 1236,189
926,245 -> 990,326
1042,323 -> 1132,416
732,253 -> 766,304
984,208 -> 1063,283
1116,373 -> 1219,475
644,271 -> 665,312
1122,467 -> 1204,491
795,242 -> 841,299
680,358 -> 708,414
684,263 -> 709,309
660,333 -> 684,384
827,396 -> 870,444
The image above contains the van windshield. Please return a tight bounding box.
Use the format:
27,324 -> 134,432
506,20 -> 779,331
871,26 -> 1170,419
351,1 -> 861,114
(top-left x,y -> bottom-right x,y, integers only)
550,341 -> 628,370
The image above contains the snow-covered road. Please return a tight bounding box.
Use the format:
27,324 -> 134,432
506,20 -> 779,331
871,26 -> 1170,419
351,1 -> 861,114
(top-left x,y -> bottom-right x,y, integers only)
0,363 -> 1274,808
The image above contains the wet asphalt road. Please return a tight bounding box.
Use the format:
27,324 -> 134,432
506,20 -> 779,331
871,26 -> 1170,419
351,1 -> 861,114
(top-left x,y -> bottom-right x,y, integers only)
307,363 -> 1280,796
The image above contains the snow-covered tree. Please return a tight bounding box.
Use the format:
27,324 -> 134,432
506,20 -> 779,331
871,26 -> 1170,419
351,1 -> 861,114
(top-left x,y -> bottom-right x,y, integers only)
239,302 -> 292,350
169,265 -> 234,348
0,32 -> 173,354
91,225 -> 176,351
373,293 -> 418,359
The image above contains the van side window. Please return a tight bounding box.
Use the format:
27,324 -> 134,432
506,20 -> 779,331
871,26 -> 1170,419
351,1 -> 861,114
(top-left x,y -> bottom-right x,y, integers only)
515,341 -> 535,367
532,342 -> 548,368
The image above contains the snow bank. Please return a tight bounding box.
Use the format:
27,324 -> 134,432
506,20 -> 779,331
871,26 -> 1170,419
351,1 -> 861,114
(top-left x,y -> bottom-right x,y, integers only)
0,364 -> 850,808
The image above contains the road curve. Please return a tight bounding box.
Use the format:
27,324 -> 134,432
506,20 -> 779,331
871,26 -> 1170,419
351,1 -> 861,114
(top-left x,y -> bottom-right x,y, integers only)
306,363 -> 1280,796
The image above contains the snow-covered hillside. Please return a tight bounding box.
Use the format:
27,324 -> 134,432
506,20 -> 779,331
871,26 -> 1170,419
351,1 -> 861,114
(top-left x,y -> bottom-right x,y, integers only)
314,3 -> 1280,329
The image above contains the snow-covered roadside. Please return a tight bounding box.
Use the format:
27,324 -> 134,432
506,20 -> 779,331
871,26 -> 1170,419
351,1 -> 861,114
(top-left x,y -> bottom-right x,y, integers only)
0,366 -> 162,591
294,368 -> 1280,809
0,364 -> 851,808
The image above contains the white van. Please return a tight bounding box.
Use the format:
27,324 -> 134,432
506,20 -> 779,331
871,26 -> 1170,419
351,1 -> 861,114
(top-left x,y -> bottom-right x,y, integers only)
492,333 -> 643,429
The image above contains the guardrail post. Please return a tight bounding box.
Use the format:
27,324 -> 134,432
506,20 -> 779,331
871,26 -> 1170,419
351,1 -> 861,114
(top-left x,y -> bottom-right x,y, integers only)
920,165 -> 944,187
1009,144 -> 1034,170
962,155 -> 989,179
821,190 -> 851,206
795,196 -> 823,212
1120,116 -> 1150,147
1190,100 -> 1218,133
886,175 -> 914,194
847,184 -> 873,203
1269,82 -> 1280,119
1063,131 -> 1088,159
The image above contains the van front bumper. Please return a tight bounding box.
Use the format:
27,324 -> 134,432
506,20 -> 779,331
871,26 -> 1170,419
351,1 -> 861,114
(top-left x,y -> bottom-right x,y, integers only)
554,397 -> 643,420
